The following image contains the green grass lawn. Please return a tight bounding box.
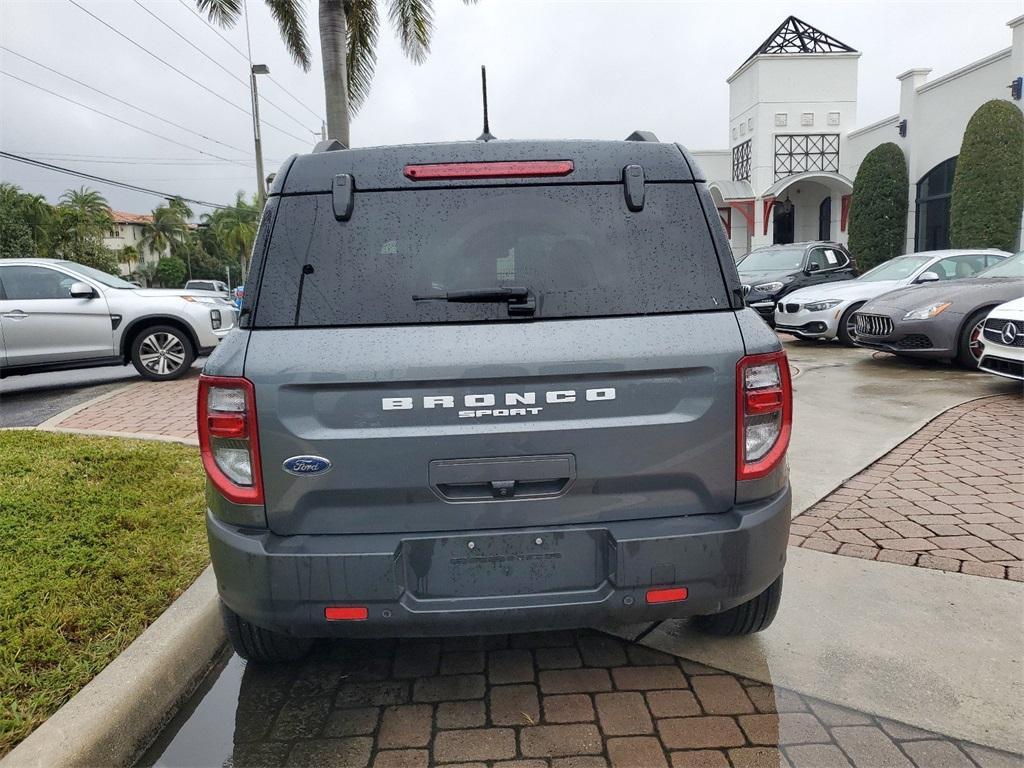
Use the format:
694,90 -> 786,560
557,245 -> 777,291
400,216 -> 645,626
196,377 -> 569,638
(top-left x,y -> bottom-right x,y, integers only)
0,431 -> 208,756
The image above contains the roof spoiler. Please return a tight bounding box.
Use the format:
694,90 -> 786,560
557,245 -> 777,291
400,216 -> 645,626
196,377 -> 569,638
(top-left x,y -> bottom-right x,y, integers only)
625,131 -> 659,142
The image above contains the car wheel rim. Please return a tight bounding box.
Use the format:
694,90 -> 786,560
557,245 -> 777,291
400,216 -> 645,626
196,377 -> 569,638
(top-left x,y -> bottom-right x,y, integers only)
139,332 -> 186,376
845,314 -> 858,341
969,321 -> 985,362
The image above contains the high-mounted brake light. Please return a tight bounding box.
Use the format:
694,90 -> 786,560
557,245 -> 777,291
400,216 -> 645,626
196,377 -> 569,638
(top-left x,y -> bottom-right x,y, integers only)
404,160 -> 574,181
198,375 -> 263,504
736,351 -> 792,481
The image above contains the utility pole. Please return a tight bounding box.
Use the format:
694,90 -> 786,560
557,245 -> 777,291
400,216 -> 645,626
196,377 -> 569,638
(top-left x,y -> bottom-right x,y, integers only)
250,64 -> 270,209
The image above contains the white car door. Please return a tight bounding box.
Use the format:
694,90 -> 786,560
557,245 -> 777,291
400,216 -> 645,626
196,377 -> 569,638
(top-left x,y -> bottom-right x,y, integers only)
0,264 -> 114,366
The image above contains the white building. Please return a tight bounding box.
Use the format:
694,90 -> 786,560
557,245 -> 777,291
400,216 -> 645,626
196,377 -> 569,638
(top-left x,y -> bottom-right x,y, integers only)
103,210 -> 169,277
692,15 -> 1024,258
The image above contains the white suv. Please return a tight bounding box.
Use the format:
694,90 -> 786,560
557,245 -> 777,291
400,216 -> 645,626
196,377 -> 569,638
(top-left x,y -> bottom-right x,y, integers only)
0,258 -> 237,381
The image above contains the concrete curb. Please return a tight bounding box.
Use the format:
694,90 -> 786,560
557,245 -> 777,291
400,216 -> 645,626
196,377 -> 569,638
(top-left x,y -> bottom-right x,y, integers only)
37,426 -> 199,447
1,567 -> 224,768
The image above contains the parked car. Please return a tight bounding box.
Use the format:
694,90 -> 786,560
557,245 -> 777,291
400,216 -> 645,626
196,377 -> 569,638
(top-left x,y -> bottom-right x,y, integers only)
0,258 -> 237,380
738,241 -> 857,325
853,252 -> 1024,368
201,135 -> 793,663
979,292 -> 1024,381
184,279 -> 231,297
775,249 -> 1009,345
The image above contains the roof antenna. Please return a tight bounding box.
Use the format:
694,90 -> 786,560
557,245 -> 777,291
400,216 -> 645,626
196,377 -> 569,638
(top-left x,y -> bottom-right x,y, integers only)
477,65 -> 496,141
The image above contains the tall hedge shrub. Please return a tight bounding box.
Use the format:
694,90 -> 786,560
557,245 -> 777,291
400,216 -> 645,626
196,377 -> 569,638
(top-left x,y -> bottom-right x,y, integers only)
950,100 -> 1024,252
848,142 -> 909,271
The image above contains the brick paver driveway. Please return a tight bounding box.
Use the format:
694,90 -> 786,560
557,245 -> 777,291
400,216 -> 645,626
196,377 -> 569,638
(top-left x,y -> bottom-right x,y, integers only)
791,395 -> 1023,580
215,629 -> 1019,768
48,371 -> 199,442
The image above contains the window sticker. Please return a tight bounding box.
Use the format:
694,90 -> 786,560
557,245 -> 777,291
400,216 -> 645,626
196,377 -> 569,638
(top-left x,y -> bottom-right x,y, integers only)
824,249 -> 838,265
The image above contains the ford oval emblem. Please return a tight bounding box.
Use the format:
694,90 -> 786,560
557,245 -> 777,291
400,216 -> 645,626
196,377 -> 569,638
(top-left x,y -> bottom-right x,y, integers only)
282,455 -> 332,476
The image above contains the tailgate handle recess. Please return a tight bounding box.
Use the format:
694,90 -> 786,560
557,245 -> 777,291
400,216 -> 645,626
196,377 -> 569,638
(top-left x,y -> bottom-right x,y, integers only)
430,455 -> 576,502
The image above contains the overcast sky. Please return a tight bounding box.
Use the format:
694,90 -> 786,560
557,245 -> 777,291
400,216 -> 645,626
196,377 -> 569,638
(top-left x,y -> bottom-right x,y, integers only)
1,0 -> 1019,215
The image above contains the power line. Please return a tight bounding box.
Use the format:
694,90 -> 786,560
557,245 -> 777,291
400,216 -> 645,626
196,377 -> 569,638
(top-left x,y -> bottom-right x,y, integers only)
65,0 -> 310,145
130,0 -> 316,134
11,153 -> 285,166
1,46 -> 254,158
0,151 -> 232,209
0,71 -> 254,167
175,0 -> 325,124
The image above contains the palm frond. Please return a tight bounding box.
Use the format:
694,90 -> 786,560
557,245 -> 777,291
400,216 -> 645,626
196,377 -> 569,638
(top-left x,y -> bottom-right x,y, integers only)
345,0 -> 380,114
387,0 -> 433,64
195,0 -> 242,27
266,0 -> 312,71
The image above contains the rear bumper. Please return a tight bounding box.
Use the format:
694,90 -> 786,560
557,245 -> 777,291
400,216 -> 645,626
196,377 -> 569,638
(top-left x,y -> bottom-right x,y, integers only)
208,486 -> 791,637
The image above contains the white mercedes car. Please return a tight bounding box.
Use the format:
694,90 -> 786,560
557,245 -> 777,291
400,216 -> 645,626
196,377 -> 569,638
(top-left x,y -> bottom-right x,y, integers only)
0,258 -> 237,381
774,249 -> 1009,345
979,294 -> 1024,381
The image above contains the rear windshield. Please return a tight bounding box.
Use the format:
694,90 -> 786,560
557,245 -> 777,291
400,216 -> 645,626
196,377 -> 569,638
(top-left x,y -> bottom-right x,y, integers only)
252,183 -> 728,327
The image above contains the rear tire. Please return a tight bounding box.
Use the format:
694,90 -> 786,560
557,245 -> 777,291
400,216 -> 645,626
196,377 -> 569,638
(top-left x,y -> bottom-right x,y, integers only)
955,308 -> 990,369
837,303 -> 864,347
130,324 -> 195,381
221,601 -> 313,663
692,575 -> 783,636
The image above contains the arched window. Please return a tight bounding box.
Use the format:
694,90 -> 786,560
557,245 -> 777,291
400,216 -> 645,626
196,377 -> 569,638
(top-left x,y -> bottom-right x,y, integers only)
915,157 -> 957,252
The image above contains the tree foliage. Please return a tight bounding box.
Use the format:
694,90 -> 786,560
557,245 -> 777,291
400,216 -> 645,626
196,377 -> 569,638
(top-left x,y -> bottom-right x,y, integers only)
198,0 -> 476,144
950,100 -> 1024,252
848,142 -> 909,271
155,256 -> 188,288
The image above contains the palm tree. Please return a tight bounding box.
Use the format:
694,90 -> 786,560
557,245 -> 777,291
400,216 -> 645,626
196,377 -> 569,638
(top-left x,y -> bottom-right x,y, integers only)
140,204 -> 189,261
59,187 -> 111,224
119,244 -> 140,277
203,192 -> 260,279
198,0 -> 475,147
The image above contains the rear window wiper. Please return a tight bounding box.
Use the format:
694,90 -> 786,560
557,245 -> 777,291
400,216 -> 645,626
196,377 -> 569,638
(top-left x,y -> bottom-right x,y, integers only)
413,286 -> 536,316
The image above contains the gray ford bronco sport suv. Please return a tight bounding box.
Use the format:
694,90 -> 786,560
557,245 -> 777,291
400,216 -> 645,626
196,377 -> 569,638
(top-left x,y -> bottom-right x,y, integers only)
200,135 -> 793,663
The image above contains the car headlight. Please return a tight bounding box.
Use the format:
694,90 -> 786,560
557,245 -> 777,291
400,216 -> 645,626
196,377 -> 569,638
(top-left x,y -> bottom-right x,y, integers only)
754,281 -> 785,293
182,295 -> 219,305
804,300 -> 842,312
903,302 -> 951,320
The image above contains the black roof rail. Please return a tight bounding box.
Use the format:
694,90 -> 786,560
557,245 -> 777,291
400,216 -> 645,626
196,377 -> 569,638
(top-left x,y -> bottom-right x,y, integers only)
625,131 -> 659,142
313,139 -> 347,153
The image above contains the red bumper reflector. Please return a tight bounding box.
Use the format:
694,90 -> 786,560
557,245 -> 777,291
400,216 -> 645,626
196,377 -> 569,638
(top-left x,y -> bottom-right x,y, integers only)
404,160 -> 574,181
646,587 -> 688,604
207,412 -> 247,438
325,606 -> 368,621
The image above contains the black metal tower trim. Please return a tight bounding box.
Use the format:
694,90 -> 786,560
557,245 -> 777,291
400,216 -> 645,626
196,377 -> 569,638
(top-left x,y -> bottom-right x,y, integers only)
745,16 -> 856,64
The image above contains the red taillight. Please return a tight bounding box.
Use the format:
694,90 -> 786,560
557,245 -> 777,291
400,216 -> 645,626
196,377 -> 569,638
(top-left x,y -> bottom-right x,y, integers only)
325,606 -> 369,621
736,351 -> 792,481
197,375 -> 263,505
207,413 -> 247,438
646,587 -> 688,604
403,160 -> 574,181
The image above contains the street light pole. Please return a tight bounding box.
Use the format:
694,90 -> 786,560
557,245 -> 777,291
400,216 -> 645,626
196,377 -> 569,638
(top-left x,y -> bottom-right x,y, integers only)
250,64 -> 270,207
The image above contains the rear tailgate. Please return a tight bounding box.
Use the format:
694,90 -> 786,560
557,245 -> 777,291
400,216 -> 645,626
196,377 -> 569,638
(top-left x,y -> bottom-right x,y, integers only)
246,313 -> 742,535
246,145 -> 742,537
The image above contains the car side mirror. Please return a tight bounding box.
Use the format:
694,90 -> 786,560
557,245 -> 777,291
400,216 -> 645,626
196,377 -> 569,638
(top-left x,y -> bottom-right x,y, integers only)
916,271 -> 940,284
69,282 -> 96,298
806,263 -> 821,273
